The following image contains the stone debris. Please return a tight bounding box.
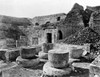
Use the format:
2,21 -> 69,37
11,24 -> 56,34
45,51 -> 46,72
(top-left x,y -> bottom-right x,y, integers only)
0,49 -> 20,62
38,51 -> 48,59
69,47 -> 84,59
63,27 -> 100,45
89,55 -> 100,77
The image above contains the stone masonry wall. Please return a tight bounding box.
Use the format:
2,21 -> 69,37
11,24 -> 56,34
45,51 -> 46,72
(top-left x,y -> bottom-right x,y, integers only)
31,13 -> 66,26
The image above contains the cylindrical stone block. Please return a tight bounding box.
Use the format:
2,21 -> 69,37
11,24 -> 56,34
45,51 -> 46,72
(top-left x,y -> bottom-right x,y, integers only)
20,47 -> 36,59
43,62 -> 72,77
16,56 -> 40,68
69,47 -> 84,59
48,49 -> 69,68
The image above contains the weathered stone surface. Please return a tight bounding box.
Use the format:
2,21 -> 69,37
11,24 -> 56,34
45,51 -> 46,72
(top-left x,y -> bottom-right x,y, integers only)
20,47 -> 37,59
89,11 -> 100,35
5,49 -> 20,61
63,27 -> 100,45
43,62 -> 72,76
2,65 -> 42,77
89,55 -> 100,76
85,6 -> 100,21
0,49 -> 20,61
16,56 -> 40,68
64,3 -> 84,27
38,51 -> 48,59
32,13 -> 66,26
0,62 -> 17,73
57,3 -> 84,39
42,43 -> 54,53
83,43 -> 91,53
0,49 -> 6,60
42,66 -> 89,77
72,62 -> 90,69
48,49 -> 69,68
0,39 -> 16,49
69,47 -> 84,59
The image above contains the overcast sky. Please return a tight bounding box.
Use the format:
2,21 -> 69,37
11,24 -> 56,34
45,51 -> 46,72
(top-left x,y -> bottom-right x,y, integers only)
0,0 -> 100,18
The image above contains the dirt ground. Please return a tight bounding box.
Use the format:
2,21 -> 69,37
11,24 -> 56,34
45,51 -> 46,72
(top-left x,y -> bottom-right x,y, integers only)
1,62 -> 44,77
0,61 -> 91,77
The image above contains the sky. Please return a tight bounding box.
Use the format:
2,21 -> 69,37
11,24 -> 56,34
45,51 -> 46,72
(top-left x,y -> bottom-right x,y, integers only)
0,0 -> 100,18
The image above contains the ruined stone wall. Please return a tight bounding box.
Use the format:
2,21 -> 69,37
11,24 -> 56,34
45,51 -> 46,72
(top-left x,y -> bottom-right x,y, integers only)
31,13 -> 66,26
43,29 -> 58,43
27,27 -> 58,46
89,11 -> 100,34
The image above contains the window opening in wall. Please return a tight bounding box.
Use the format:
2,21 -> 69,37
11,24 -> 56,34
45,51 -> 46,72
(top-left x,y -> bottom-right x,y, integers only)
57,17 -> 61,21
47,33 -> 52,43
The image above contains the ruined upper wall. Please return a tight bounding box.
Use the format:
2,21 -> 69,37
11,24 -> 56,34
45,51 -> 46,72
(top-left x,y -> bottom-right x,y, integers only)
84,5 -> 100,27
0,15 -> 32,26
89,11 -> 100,34
64,3 -> 84,27
31,13 -> 66,26
86,6 -> 100,12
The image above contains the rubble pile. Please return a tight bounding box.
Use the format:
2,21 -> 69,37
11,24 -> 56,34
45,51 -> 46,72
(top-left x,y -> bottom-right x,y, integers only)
63,27 -> 100,45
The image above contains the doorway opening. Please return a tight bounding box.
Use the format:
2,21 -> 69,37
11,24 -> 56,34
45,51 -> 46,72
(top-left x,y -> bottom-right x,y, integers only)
58,30 -> 63,40
47,33 -> 52,43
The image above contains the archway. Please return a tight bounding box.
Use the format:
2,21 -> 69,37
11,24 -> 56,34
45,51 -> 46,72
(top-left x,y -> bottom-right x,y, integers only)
58,30 -> 63,40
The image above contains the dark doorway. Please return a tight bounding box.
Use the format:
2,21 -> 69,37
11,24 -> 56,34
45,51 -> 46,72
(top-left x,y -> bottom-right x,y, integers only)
58,30 -> 63,40
47,33 -> 52,43
57,17 -> 61,21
